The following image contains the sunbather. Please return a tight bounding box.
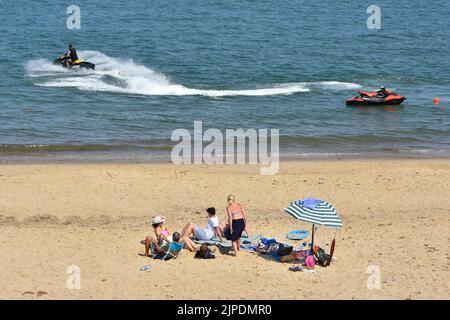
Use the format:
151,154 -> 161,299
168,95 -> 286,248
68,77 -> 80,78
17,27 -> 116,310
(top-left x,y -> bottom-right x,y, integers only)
279,250 -> 309,263
180,207 -> 223,241
151,215 -> 172,244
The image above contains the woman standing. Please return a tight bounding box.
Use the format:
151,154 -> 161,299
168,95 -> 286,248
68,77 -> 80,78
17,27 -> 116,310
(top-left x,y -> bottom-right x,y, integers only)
226,194 -> 248,256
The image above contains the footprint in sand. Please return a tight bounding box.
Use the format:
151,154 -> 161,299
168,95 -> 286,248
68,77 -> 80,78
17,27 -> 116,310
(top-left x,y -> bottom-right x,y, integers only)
36,291 -> 48,297
21,291 -> 48,297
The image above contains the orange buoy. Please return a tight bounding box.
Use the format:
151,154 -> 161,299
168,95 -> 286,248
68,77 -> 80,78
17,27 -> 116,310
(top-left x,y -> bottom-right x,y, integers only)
434,97 -> 440,105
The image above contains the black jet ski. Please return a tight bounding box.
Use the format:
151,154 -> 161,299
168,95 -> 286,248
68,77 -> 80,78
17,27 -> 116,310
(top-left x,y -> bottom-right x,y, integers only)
346,90 -> 406,106
53,57 -> 95,70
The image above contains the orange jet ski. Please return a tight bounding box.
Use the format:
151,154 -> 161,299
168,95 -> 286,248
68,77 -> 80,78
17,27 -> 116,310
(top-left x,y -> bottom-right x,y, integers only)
346,90 -> 406,106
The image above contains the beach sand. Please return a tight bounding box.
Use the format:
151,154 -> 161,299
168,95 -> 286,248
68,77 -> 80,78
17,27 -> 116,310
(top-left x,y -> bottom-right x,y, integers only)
0,159 -> 449,300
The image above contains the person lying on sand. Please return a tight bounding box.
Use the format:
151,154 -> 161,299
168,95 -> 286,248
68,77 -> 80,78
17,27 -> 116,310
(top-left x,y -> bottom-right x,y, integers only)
180,207 -> 224,242
279,250 -> 308,263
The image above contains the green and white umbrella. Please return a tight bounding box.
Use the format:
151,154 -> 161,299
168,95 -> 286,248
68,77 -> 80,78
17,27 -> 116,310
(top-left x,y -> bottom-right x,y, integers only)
284,199 -> 342,253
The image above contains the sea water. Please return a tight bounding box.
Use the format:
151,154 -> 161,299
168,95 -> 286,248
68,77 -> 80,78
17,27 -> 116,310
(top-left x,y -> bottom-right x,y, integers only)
0,0 -> 449,160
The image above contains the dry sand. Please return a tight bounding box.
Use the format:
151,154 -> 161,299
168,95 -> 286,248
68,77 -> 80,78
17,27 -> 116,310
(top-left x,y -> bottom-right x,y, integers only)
0,159 -> 449,300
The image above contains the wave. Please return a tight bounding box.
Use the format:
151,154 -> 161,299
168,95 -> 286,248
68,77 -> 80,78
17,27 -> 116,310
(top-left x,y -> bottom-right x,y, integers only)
312,81 -> 362,90
0,143 -> 172,154
2,142 -> 449,161
26,51 -> 360,97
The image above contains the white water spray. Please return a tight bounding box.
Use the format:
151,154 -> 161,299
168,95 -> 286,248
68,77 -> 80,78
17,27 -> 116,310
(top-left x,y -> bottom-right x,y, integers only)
26,51 -> 360,97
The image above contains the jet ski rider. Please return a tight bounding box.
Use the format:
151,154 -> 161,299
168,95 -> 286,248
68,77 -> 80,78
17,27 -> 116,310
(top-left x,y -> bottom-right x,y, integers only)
60,44 -> 81,67
376,86 -> 389,97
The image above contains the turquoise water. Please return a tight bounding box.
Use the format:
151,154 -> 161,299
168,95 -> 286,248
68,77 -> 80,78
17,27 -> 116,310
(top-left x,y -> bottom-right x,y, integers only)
1,0 -> 449,160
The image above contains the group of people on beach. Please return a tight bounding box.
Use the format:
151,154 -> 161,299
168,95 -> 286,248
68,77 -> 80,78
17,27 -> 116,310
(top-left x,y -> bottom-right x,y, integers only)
143,194 -> 249,257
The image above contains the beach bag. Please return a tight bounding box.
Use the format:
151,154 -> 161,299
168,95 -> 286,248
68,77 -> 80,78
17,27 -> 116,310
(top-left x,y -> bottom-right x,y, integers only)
314,248 -> 330,267
276,243 -> 293,256
305,255 -> 315,268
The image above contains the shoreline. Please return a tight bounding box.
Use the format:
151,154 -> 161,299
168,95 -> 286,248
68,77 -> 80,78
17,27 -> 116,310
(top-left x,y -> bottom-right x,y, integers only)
1,153 -> 450,165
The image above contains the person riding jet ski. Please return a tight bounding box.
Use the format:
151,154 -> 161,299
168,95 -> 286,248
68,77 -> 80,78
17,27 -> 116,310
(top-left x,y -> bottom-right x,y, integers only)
376,86 -> 389,97
53,45 -> 95,70
60,44 -> 80,67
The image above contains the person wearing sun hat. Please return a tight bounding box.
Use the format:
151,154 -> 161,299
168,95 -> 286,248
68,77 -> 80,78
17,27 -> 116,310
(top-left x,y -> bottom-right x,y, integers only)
151,215 -> 172,244
143,215 -> 197,256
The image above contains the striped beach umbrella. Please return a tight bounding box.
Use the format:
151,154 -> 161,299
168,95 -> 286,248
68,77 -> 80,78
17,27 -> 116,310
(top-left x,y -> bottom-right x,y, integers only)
285,199 -> 343,228
284,199 -> 342,253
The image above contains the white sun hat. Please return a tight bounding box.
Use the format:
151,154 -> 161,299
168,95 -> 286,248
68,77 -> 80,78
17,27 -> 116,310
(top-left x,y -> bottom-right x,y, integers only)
152,215 -> 165,225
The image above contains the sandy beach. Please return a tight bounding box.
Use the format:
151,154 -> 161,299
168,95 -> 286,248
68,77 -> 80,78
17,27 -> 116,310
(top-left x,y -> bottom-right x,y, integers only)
0,159 -> 449,300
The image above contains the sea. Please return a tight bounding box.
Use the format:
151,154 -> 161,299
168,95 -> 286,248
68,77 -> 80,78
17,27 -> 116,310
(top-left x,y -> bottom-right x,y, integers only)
1,0 -> 449,161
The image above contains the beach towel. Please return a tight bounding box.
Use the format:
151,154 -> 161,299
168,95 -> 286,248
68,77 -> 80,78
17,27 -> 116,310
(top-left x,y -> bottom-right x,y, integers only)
238,234 -> 262,252
240,244 -> 258,253
241,234 -> 262,244
191,234 -> 261,248
191,238 -> 232,247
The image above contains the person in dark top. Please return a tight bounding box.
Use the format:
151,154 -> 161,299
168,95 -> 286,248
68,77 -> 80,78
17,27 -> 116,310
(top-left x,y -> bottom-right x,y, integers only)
376,86 -> 389,97
60,44 -> 79,67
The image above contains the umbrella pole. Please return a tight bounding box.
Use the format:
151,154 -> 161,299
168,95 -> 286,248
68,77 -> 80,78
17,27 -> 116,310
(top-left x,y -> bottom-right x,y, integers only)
310,224 -> 315,255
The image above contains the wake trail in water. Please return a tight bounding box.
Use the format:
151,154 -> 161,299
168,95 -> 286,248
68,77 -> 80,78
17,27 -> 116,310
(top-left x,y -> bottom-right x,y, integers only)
26,51 -> 361,97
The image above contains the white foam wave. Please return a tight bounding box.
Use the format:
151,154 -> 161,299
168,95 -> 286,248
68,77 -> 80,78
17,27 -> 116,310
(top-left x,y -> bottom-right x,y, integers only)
26,59 -> 72,77
314,81 -> 362,90
27,51 -> 360,97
